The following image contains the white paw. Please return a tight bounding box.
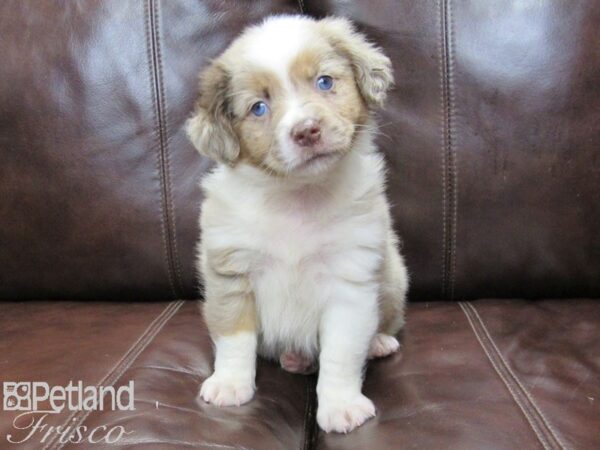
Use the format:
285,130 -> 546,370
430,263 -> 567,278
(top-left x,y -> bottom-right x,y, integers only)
198,373 -> 255,407
368,333 -> 400,359
317,393 -> 376,433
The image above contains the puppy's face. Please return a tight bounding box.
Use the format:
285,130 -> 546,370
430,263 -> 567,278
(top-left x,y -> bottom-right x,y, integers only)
187,17 -> 393,177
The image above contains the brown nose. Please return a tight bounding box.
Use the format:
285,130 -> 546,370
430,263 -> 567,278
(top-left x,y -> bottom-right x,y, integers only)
291,119 -> 321,147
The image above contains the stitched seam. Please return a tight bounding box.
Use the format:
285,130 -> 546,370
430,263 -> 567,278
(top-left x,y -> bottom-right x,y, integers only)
145,0 -> 176,298
438,0 -> 458,301
42,300 -> 183,449
49,300 -> 185,450
302,375 -> 318,450
447,0 -> 458,301
47,301 -> 182,450
439,0 -> 458,300
468,304 -> 568,449
153,0 -> 185,295
438,0 -> 449,300
301,377 -> 310,450
146,0 -> 182,299
459,303 -> 552,450
467,304 -> 554,449
459,302 -> 562,450
437,0 -> 448,300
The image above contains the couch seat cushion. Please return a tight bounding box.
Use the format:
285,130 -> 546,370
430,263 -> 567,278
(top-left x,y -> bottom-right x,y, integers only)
0,299 -> 597,449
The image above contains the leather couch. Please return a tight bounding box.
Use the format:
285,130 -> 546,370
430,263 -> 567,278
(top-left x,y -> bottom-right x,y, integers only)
1,1 -> 598,449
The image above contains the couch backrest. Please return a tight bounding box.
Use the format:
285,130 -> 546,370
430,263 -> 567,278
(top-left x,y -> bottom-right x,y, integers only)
1,0 -> 598,301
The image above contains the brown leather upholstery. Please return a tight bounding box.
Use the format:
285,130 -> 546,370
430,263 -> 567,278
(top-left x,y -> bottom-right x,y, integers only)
1,300 -> 597,449
0,0 -> 300,301
0,1 -> 598,449
318,299 -> 599,450
306,0 -> 600,301
2,0 -> 598,301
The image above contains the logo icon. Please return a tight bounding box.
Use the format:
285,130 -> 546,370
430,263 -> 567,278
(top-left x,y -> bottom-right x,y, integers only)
3,382 -> 31,411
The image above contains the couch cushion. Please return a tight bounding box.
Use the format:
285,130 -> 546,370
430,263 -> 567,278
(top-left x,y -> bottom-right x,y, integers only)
0,300 -> 183,449
0,0 -> 302,301
1,299 -> 597,449
304,0 -> 600,300
316,299 -> 599,450
3,1 -> 598,302
0,300 -> 312,450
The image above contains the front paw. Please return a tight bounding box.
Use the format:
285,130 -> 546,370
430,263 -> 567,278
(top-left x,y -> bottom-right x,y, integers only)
317,393 -> 376,433
199,373 -> 255,407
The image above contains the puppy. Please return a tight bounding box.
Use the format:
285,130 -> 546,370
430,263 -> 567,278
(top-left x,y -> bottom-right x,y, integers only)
187,15 -> 409,433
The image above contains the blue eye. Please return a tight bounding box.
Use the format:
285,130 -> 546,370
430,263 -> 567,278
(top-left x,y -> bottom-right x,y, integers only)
316,75 -> 333,91
251,101 -> 268,117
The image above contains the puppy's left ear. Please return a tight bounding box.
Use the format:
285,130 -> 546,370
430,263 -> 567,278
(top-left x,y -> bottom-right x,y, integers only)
319,17 -> 393,107
186,61 -> 240,165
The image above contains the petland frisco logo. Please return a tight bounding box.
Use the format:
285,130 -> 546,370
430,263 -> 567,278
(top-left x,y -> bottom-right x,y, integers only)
2,381 -> 135,445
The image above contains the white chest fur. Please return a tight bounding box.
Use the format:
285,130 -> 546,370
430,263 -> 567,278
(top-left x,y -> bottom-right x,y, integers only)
200,151 -> 389,358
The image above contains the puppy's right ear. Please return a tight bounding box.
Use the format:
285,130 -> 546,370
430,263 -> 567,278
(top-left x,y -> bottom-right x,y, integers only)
186,62 -> 240,164
319,18 -> 393,108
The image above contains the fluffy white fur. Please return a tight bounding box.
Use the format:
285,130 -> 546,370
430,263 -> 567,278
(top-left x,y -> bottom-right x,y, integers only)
188,15 -> 409,433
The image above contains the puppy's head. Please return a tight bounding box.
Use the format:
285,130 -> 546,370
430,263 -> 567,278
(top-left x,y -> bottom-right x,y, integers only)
187,16 -> 393,177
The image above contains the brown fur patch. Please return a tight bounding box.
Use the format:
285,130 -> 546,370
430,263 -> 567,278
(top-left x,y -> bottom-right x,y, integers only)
186,62 -> 240,164
202,246 -> 257,336
289,47 -> 323,82
208,248 -> 253,277
203,289 -> 256,336
229,69 -> 284,172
